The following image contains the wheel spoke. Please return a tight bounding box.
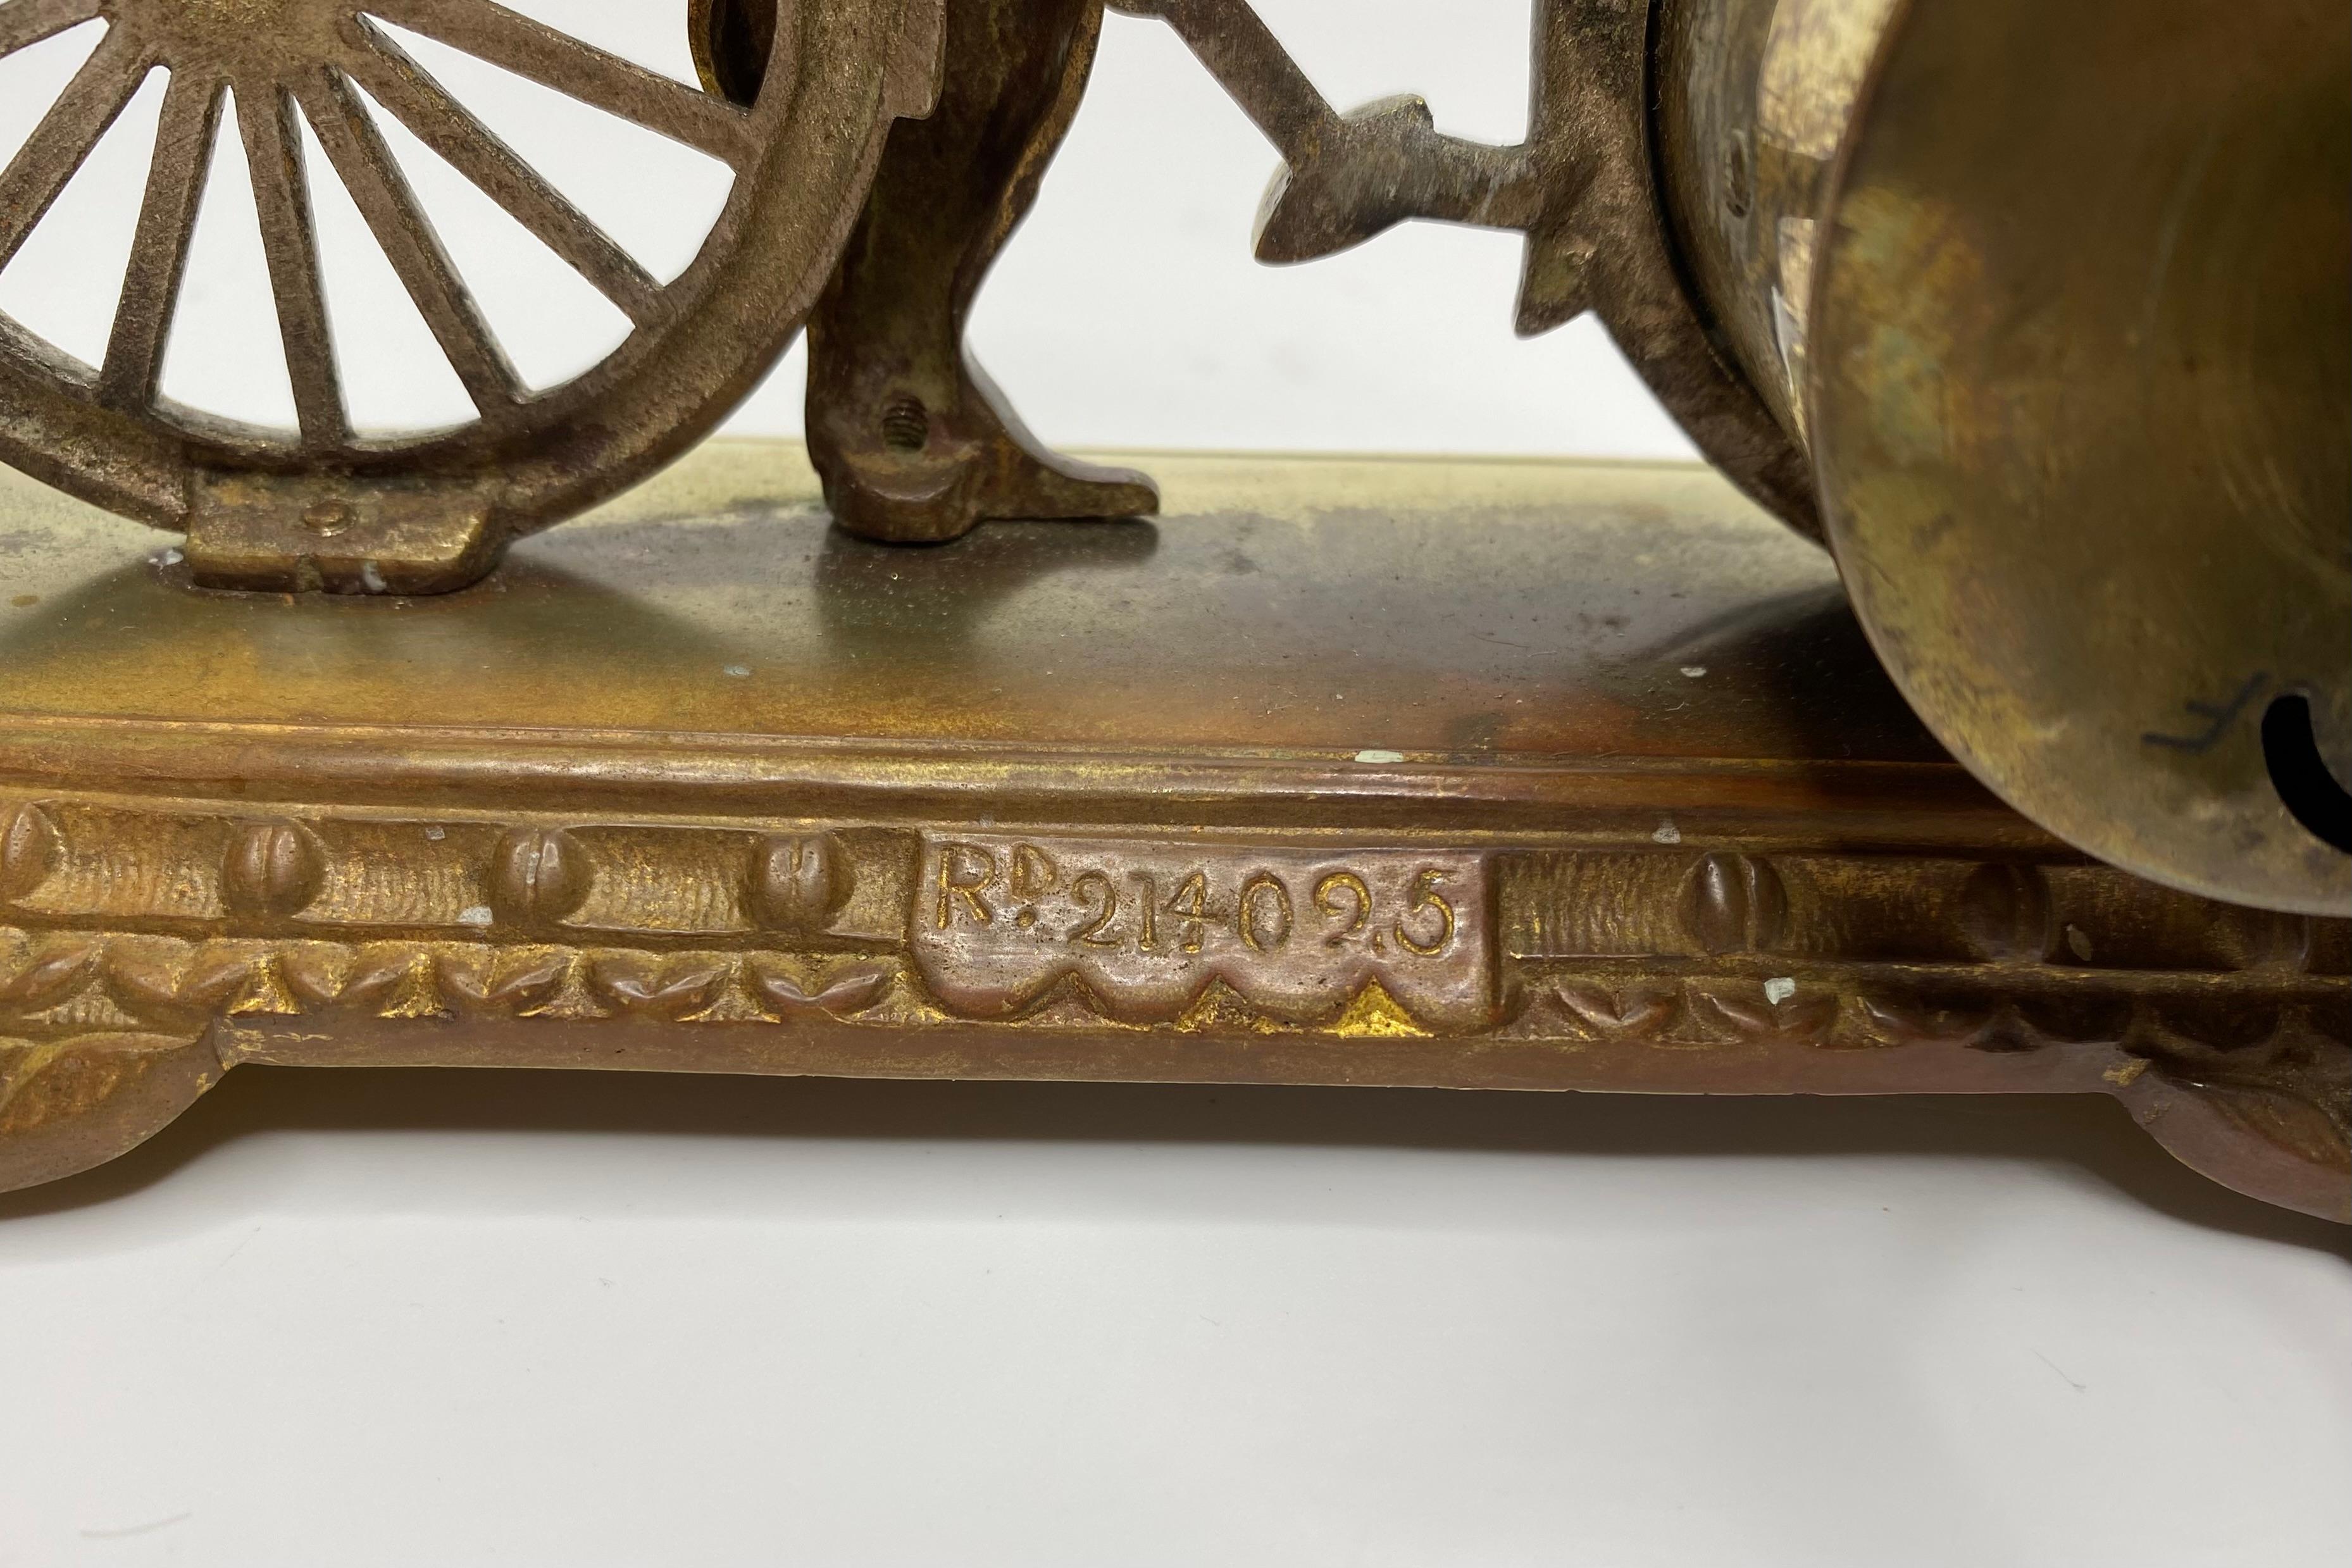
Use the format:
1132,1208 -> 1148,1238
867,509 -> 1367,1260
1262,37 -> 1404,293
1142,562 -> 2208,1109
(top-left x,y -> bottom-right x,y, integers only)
342,23 -> 661,324
294,68 -> 522,414
101,70 -> 221,409
362,0 -> 750,164
0,23 -> 146,273
0,0 -> 103,64
237,84 -> 346,447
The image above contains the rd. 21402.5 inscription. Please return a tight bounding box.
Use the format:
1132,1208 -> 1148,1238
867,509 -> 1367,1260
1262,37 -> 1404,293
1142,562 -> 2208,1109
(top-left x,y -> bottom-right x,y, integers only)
910,836 -> 1495,1028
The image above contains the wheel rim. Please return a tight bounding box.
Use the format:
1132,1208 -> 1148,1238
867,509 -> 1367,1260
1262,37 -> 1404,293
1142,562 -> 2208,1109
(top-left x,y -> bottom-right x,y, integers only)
0,0 -> 904,535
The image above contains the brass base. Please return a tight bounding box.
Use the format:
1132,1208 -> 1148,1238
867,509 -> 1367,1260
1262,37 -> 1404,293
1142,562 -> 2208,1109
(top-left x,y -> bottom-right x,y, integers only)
2,442 -> 2344,1218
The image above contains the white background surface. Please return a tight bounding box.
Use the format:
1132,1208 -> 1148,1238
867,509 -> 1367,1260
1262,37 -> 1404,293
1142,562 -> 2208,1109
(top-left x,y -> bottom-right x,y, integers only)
3,1076 -> 2348,1567
2,4 -> 2348,1565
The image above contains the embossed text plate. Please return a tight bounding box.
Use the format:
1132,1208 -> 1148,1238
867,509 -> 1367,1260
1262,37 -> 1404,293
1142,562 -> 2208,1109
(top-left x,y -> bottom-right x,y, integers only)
914,835 -> 1493,1026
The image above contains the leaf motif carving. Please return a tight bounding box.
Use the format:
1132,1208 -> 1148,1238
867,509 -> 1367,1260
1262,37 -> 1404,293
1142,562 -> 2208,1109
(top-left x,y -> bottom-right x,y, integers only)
277,944 -> 355,1009
99,936 -> 202,1025
441,948 -> 570,1014
0,938 -> 104,1012
1694,983 -> 1839,1042
592,954 -> 735,1017
1553,983 -> 1680,1040
749,959 -> 893,1017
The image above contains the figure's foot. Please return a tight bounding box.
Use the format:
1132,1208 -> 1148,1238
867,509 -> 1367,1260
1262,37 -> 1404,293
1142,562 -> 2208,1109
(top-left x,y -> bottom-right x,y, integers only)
811,357 -> 1159,545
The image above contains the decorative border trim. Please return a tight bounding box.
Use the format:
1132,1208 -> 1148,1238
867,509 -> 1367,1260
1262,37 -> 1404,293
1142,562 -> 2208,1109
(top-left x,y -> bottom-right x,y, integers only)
3,790 -> 2344,1214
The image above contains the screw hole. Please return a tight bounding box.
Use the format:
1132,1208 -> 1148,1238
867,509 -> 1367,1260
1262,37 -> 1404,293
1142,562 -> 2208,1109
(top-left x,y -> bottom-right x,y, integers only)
880,394 -> 930,452
2261,694 -> 2352,854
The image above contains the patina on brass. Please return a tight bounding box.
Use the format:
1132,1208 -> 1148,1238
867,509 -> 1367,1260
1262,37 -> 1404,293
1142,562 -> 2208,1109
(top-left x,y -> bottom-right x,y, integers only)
8,0 -> 2325,913
3,444 -> 2344,1218
1806,0 -> 2350,919
1656,0 -> 2352,919
1112,0 -> 2351,914
780,0 -> 1160,544
1,3 -> 2346,1207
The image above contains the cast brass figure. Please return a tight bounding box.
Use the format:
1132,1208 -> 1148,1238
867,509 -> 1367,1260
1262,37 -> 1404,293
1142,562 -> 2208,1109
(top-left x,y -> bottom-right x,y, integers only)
771,0 -> 1161,544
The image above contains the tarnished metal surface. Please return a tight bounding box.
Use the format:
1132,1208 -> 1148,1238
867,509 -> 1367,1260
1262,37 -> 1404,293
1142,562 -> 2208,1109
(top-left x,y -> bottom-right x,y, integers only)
2,445 -> 2345,1217
1,6 -> 2346,1200
911,834 -> 1495,1029
1647,0 -> 2352,915
8,1 -> 2339,914
0,444 -> 1930,768
1655,0 -> 1899,446
783,0 -> 1159,543
1803,0 -> 2351,916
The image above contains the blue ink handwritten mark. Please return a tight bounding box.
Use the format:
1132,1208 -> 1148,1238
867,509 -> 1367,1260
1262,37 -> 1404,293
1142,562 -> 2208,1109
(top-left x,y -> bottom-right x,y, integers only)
2143,673 -> 2267,753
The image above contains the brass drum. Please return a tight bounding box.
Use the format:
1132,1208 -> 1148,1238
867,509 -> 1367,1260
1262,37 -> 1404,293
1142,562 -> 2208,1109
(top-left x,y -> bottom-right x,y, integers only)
1656,0 -> 2352,916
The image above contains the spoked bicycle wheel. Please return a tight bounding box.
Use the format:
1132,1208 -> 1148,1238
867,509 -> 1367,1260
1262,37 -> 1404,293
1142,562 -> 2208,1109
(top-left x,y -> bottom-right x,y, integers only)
0,0 -> 938,591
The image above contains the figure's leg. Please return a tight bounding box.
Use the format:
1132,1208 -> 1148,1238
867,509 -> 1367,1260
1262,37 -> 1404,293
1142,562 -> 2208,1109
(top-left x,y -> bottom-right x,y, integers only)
802,0 -> 1157,542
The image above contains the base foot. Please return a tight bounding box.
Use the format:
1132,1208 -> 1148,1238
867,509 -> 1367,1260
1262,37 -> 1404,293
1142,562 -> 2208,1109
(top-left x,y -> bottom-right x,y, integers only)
0,1034 -> 223,1193
185,471 -> 506,595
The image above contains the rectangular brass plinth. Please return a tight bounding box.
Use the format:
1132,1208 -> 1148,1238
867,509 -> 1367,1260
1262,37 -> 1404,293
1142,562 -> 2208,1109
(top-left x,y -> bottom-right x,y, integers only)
2,444 -> 2344,1218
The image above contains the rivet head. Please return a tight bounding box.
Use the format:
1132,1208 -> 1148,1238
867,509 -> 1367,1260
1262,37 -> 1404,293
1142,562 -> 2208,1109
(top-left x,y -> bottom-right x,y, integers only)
488,827 -> 592,926
751,833 -> 851,933
222,819 -> 327,918
1679,852 -> 1784,955
301,500 -> 352,537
